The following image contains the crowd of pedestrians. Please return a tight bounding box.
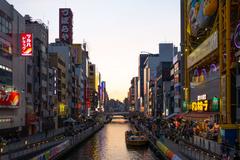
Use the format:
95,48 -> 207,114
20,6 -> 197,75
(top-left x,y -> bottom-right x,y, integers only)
130,113 -> 240,160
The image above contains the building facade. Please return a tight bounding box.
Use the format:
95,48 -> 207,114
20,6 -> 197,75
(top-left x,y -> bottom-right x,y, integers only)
138,54 -> 148,112
48,52 -> 67,127
0,0 -> 26,136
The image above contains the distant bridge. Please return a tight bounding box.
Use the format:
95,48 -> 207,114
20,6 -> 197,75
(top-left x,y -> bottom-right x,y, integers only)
105,112 -> 129,116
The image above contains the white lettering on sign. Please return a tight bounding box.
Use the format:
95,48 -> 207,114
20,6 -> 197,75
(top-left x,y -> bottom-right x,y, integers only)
197,94 -> 207,101
61,9 -> 69,16
61,33 -> 69,41
59,8 -> 72,44
61,26 -> 69,32
61,17 -> 70,25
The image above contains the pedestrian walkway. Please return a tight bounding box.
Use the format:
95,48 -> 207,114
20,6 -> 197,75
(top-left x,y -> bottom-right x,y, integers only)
162,137 -> 190,160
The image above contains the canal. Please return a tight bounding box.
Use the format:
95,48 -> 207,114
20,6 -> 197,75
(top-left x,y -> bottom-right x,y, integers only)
63,117 -> 158,160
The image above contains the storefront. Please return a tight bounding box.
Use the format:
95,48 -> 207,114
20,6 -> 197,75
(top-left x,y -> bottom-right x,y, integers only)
184,94 -> 220,121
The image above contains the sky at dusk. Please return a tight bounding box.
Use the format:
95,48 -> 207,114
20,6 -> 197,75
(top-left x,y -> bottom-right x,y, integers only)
8,0 -> 180,101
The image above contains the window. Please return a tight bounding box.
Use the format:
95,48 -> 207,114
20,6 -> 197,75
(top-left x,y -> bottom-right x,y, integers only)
0,65 -> 12,85
27,83 -> 32,94
0,16 -> 12,35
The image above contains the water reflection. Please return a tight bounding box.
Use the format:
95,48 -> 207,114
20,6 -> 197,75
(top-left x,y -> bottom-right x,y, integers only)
64,118 -> 157,160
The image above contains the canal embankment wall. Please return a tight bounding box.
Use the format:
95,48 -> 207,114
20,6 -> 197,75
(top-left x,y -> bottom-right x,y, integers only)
16,123 -> 104,160
133,121 -> 184,160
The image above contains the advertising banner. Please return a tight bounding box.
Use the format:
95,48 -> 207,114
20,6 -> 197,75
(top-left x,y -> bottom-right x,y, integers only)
0,89 -> 20,106
21,33 -> 33,56
59,8 -> 73,44
187,0 -> 218,37
31,140 -> 70,160
187,31 -> 218,68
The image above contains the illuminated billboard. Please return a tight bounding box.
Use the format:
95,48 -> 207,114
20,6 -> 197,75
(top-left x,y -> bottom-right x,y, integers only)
187,0 -> 218,37
59,8 -> 73,44
21,33 -> 33,56
0,89 -> 20,106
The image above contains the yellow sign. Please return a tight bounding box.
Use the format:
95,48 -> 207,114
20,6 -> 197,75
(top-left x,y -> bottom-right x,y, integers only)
59,103 -> 65,114
192,100 -> 208,111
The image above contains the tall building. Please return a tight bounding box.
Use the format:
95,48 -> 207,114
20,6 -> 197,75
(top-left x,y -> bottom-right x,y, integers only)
0,0 -> 26,136
143,54 -> 161,116
88,63 -> 98,111
47,66 -> 58,129
133,77 -> 139,111
71,44 -> 84,118
138,54 -> 148,111
172,51 -> 182,113
25,15 -> 51,133
82,44 -> 90,115
101,81 -> 108,112
155,62 -> 172,117
130,77 -> 138,112
183,0 -> 240,145
48,40 -> 75,118
48,52 -> 67,127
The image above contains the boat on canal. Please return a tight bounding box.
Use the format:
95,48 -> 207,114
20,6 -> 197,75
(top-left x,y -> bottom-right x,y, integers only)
125,130 -> 148,146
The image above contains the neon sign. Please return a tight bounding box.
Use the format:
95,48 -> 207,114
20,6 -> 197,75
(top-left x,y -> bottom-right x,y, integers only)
21,33 -> 33,56
191,100 -> 208,111
0,89 -> 20,106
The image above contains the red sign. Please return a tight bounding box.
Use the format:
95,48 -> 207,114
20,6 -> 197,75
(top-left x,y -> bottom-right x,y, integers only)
21,33 -> 33,56
59,8 -> 73,44
0,90 -> 20,106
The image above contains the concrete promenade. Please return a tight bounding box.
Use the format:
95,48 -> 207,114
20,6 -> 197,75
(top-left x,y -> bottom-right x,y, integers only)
0,122 -> 104,160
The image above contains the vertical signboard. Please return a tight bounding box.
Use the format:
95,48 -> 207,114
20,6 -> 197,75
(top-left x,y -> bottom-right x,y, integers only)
21,33 -> 33,56
59,8 -> 73,44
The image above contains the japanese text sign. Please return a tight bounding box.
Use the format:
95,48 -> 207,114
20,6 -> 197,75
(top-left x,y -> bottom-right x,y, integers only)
59,8 -> 73,44
21,33 -> 33,56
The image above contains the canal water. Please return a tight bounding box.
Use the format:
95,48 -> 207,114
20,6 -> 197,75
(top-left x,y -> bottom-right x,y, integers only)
63,117 -> 158,160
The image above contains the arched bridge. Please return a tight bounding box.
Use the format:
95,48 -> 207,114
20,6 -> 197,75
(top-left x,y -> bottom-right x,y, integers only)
105,112 -> 129,116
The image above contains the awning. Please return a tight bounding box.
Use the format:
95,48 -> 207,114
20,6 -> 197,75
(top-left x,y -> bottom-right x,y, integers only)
165,113 -> 177,119
165,113 -> 186,120
182,112 -> 219,121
